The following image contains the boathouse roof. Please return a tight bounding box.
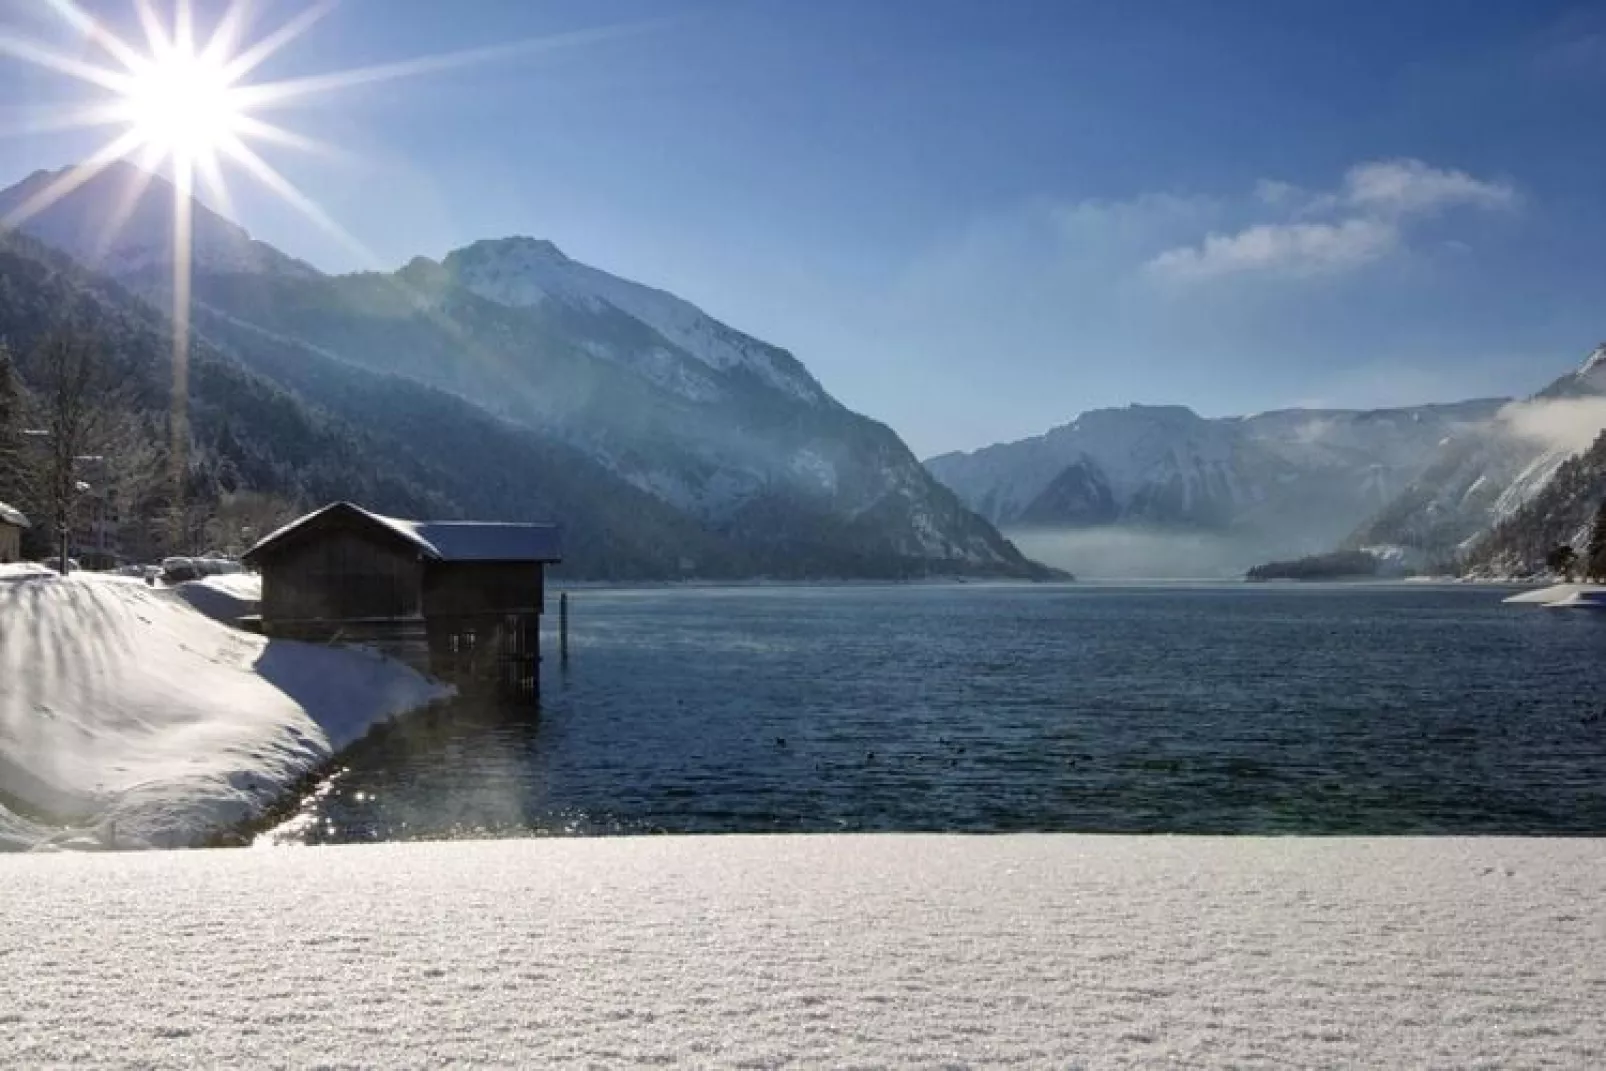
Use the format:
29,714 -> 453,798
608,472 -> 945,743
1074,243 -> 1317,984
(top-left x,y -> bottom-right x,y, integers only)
0,499 -> 28,528
243,501 -> 562,565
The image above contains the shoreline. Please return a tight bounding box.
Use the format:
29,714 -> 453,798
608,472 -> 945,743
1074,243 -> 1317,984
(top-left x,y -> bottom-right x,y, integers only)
554,574 -> 1535,593
3,573 -> 1559,852
211,696 -> 460,848
0,568 -> 450,852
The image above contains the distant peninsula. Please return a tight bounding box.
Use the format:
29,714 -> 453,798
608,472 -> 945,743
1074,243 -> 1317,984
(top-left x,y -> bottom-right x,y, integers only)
1246,550 -> 1382,582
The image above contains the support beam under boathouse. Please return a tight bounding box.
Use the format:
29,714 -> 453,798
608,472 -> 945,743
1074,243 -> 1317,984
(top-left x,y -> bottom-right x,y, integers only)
240,501 -> 562,700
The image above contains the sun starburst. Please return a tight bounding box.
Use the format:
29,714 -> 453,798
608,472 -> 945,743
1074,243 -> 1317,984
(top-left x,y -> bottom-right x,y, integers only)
1,0 -> 663,522
0,0 -> 355,521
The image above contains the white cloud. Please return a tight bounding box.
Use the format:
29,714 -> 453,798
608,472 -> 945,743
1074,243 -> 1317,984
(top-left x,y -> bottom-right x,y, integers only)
1497,397 -> 1606,454
1342,159 -> 1516,216
1148,218 -> 1397,281
1148,157 -> 1516,283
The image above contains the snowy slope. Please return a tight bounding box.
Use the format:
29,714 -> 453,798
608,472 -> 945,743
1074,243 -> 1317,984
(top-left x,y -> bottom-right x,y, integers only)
1458,403 -> 1606,577
1237,400 -> 1502,488
927,405 -> 1255,525
441,237 -> 826,404
3,835 -> 1604,1067
167,573 -> 262,624
0,568 -> 448,850
1354,344 -> 1606,557
0,161 -> 319,279
1,164 -> 1045,579
926,400 -> 1500,560
1537,342 -> 1606,399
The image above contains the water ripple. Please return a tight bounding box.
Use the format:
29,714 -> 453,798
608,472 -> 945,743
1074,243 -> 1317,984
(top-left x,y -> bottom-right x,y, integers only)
288,584 -> 1606,841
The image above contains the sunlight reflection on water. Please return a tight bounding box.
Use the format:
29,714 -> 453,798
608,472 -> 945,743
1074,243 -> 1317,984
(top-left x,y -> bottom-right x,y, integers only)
283,583 -> 1606,841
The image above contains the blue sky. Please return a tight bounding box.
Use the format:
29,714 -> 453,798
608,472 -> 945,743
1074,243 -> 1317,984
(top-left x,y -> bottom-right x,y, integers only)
3,0 -> 1606,456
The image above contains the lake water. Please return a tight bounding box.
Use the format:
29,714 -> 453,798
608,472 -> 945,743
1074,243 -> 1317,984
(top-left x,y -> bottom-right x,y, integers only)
274,583 -> 1606,842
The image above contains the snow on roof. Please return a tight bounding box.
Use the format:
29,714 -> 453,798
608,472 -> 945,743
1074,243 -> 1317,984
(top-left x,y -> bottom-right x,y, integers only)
245,501 -> 562,563
0,500 -> 29,528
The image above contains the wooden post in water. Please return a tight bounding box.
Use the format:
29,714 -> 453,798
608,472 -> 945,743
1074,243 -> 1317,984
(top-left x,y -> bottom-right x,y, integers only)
559,591 -> 569,664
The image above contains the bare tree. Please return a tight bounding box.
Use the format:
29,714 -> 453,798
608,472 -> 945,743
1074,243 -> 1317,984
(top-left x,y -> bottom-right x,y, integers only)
204,490 -> 302,556
163,494 -> 218,558
22,330 -> 135,571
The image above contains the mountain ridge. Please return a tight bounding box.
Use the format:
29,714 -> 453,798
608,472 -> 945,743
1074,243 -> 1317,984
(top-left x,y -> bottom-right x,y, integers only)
0,161 -> 320,280
1344,344 -> 1606,561
1,161 -> 1054,580
925,398 -> 1507,571
928,342 -> 1606,577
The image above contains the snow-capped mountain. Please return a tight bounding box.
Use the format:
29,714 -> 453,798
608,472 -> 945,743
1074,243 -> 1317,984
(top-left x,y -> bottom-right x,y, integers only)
932,343 -> 1606,575
1350,344 -> 1606,559
929,406 -> 1259,528
1538,342 -> 1606,399
1,162 -> 1048,578
926,400 -> 1503,562
1459,395 -> 1606,577
0,161 -> 318,279
442,237 -> 825,405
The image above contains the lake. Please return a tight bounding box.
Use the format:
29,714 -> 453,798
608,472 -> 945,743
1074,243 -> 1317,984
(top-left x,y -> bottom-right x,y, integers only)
271,583 -> 1606,842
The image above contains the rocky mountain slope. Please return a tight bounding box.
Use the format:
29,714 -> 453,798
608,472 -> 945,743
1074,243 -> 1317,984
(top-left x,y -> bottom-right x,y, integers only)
0,227 -> 752,578
1346,344 -> 1606,561
1459,426 -> 1606,576
0,164 -> 318,279
2,161 -> 1048,579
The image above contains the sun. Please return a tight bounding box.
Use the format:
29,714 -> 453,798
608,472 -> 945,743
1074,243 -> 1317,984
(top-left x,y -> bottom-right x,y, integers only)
0,0 -> 646,518
118,45 -> 243,167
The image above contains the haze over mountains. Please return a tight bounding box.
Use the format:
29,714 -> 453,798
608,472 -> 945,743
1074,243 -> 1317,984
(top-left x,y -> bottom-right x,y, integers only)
926,346 -> 1606,578
0,161 -> 1049,581
4,159 -> 1601,580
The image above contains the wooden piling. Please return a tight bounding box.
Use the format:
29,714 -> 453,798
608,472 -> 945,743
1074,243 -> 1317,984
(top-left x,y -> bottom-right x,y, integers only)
559,591 -> 569,663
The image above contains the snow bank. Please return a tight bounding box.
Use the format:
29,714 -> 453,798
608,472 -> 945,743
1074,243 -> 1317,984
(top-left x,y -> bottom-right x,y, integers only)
1503,583 -> 1606,605
0,571 -> 450,851
167,571 -> 261,624
0,835 -> 1602,1067
0,562 -> 54,580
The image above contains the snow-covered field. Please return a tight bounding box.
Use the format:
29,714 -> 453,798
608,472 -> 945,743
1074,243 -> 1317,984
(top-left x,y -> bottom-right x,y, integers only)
0,567 -> 448,851
0,835 -> 1601,1067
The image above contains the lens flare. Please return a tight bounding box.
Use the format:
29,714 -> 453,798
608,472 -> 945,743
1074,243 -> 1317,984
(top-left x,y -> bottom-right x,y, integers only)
121,48 -> 241,161
1,0 -> 668,519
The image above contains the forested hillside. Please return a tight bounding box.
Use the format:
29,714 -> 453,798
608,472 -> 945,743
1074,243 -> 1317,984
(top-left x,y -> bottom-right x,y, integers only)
0,228 -> 1050,578
1,161 -> 1056,580
0,229 -> 738,576
1461,429 -> 1606,577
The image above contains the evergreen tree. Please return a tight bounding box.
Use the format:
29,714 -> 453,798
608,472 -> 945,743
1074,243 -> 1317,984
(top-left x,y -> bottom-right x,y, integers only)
0,342 -> 26,510
1546,543 -> 1578,581
1589,501 -> 1606,581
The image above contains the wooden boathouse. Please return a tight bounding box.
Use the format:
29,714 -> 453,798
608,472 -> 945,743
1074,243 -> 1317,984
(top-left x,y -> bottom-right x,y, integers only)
242,502 -> 562,699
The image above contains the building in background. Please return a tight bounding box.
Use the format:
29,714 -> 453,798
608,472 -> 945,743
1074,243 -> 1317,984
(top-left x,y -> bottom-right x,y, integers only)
0,500 -> 29,563
73,490 -> 121,569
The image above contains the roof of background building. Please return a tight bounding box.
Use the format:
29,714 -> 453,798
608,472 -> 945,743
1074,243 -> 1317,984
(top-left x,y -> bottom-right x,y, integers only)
243,501 -> 562,564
